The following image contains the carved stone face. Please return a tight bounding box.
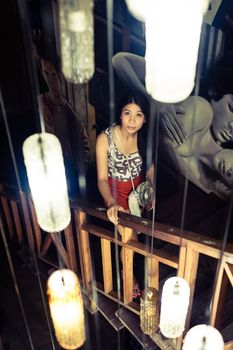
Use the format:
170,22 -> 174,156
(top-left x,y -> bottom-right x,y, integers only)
213,149 -> 233,186
211,94 -> 233,144
40,59 -> 61,96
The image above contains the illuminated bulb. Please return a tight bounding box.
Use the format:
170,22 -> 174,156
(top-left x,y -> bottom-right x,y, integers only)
140,287 -> 159,335
125,0 -> 209,103
23,133 -> 70,233
59,0 -> 94,84
47,269 -> 86,350
125,0 -> 147,22
160,277 -> 190,338
182,324 -> 224,350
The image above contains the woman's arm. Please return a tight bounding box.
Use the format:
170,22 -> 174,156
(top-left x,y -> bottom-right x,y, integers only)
96,133 -> 115,207
96,133 -> 125,225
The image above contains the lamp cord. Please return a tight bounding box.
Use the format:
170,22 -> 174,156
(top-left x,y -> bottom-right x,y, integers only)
0,89 -> 56,350
106,1 -> 122,349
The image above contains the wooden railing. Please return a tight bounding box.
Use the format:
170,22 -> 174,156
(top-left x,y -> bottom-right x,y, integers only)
0,185 -> 233,350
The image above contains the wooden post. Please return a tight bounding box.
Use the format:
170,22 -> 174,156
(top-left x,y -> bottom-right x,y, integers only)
101,238 -> 113,293
122,226 -> 134,304
210,260 -> 226,328
10,200 -> 23,243
19,191 -> 35,252
183,246 -> 199,333
64,223 -> 77,272
75,209 -> 93,289
28,196 -> 41,254
51,233 -> 70,268
1,197 -> 14,239
147,257 -> 159,290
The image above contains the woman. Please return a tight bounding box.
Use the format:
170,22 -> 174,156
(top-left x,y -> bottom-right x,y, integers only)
96,93 -> 154,224
96,93 -> 154,297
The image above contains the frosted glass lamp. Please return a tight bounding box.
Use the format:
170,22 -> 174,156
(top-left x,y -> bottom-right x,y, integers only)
126,0 -> 209,103
160,277 -> 190,338
58,0 -> 94,84
140,287 -> 159,335
23,133 -> 70,233
47,269 -> 86,349
182,324 -> 224,350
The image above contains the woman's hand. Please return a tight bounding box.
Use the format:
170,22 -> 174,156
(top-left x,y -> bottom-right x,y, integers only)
107,204 -> 126,225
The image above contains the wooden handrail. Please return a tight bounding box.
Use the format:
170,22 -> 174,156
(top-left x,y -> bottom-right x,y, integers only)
1,187 -> 233,349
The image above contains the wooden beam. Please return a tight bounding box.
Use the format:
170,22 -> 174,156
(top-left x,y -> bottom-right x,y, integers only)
28,196 -> 41,254
210,260 -> 225,327
225,341 -> 233,350
75,210 -> 93,289
51,233 -> 70,268
10,200 -> 23,243
225,262 -> 233,287
1,197 -> 14,239
19,191 -> 35,251
122,226 -> 134,304
147,257 -> 159,291
40,234 -> 53,257
64,223 -> 77,272
183,246 -> 199,334
101,238 -> 113,293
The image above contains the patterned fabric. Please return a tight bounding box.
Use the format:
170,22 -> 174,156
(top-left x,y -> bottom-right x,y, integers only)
103,127 -> 142,182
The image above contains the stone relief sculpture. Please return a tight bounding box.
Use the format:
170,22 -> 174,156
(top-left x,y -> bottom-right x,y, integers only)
112,51 -> 233,199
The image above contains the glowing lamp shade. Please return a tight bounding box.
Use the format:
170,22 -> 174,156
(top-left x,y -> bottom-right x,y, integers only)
125,0 -> 147,22
47,269 -> 86,349
182,324 -> 224,350
140,287 -> 159,335
59,0 -> 94,84
160,277 -> 190,338
23,133 -> 70,233
126,0 -> 209,103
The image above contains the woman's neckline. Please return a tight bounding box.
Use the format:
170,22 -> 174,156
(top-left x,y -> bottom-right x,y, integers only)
110,125 -> 139,157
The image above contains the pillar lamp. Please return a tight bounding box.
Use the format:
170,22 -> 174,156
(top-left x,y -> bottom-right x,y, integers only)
159,277 -> 190,338
125,0 -> 209,103
140,287 -> 160,335
182,324 -> 224,350
58,0 -> 94,84
23,133 -> 70,233
47,269 -> 86,350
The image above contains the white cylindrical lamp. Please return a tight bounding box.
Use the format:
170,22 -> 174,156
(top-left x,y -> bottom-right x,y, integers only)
182,324 -> 224,350
58,0 -> 94,84
23,133 -> 71,233
125,0 -> 209,103
47,269 -> 86,349
160,277 -> 190,338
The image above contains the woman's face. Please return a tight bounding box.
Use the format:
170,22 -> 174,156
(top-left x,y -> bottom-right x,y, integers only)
211,94 -> 233,144
213,149 -> 233,186
120,103 -> 145,134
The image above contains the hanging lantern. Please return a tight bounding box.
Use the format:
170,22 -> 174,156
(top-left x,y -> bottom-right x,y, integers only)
160,277 -> 190,338
182,324 -> 224,350
58,0 -> 94,84
125,0 -> 209,103
47,269 -> 86,350
140,287 -> 159,335
23,133 -> 70,233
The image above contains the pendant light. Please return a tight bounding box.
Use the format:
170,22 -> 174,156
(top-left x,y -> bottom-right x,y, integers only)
140,287 -> 160,335
23,133 -> 70,233
160,277 -> 190,338
182,324 -> 224,350
125,0 -> 209,103
47,269 -> 86,349
58,0 -> 94,84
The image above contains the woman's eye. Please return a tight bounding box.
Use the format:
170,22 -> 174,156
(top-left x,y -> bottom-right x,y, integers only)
124,111 -> 130,116
228,104 -> 233,113
137,113 -> 143,118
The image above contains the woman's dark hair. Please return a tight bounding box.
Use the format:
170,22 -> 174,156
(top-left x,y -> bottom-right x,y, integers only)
117,92 -> 151,175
